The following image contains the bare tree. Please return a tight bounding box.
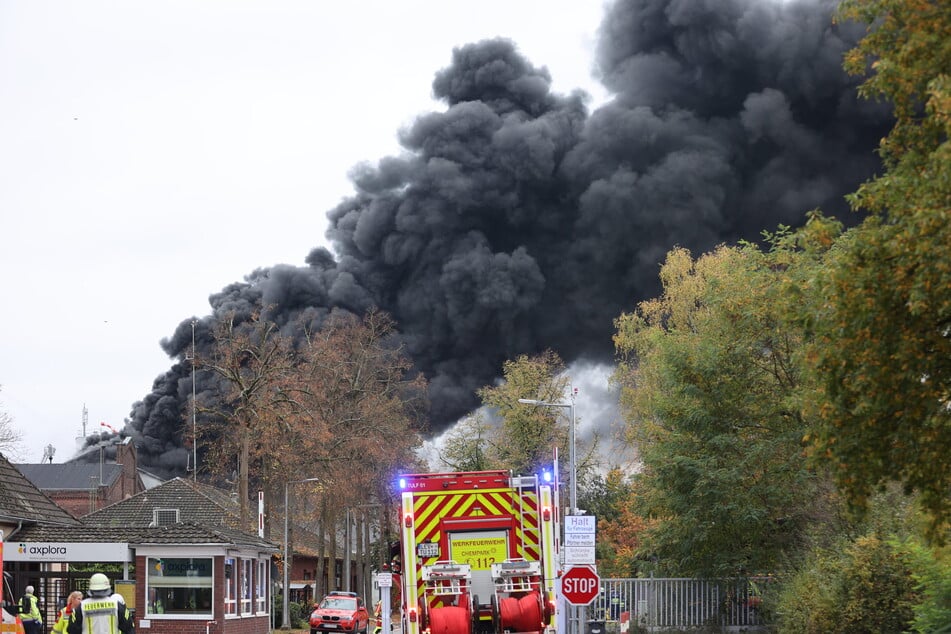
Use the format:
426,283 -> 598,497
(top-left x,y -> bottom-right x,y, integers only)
0,385 -> 24,460
198,312 -> 298,527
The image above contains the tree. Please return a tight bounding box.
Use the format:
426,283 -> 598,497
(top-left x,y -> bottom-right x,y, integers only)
583,469 -> 655,577
0,385 -> 24,459
478,350 -> 570,477
800,0 -> 951,536
290,308 -> 427,594
437,414 -> 495,472
612,243 -> 824,576
291,308 -> 427,484
198,311 -> 299,527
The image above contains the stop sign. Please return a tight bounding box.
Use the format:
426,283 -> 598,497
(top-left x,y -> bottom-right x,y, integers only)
561,565 -> 600,605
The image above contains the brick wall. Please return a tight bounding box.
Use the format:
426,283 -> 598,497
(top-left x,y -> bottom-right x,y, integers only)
133,554 -> 270,634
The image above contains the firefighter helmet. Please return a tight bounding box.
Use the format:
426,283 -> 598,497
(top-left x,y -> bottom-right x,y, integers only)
89,573 -> 111,592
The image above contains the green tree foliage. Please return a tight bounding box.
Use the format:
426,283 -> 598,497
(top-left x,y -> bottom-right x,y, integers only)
613,244 -> 824,576
474,349 -> 570,476
437,414 -> 495,472
580,468 -> 632,524
902,538 -> 951,632
804,0 -> 951,536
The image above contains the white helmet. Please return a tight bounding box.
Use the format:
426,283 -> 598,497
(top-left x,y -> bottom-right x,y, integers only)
89,573 -> 111,592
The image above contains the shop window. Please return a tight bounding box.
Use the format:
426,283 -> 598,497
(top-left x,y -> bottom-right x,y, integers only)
146,557 -> 214,618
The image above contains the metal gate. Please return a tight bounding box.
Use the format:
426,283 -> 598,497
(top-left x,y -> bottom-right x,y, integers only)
7,564 -> 95,632
587,577 -> 771,632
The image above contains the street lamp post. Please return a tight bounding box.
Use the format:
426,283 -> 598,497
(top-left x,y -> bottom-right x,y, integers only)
283,477 -> 321,630
518,396 -> 577,634
517,398 -> 577,514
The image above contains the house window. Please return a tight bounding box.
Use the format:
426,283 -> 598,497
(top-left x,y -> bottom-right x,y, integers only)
153,509 -> 180,526
241,559 -> 253,615
256,560 -> 268,614
225,558 -> 237,616
146,557 -> 213,618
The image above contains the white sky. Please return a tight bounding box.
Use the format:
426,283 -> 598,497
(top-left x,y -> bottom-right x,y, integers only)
0,0 -> 610,463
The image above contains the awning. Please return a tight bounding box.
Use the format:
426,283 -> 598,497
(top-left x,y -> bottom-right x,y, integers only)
290,583 -> 312,590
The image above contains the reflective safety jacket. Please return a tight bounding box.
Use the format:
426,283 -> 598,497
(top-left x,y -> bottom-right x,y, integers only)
67,595 -> 133,634
51,606 -> 74,634
18,594 -> 41,624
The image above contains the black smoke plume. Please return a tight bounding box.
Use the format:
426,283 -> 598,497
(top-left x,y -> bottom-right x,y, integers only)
117,0 -> 891,477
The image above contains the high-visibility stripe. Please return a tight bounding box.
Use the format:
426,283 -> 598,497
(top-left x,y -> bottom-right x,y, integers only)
401,492 -> 419,634
405,484 -> 546,614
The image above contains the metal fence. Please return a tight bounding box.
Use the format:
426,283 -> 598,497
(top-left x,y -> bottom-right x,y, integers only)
576,577 -> 769,632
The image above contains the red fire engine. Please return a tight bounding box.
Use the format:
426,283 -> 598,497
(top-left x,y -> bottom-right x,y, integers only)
397,471 -> 559,634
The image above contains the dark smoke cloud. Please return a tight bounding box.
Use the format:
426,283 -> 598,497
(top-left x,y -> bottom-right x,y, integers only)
108,0 -> 891,477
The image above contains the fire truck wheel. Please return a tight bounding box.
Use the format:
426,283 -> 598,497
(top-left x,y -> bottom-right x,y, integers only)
489,595 -> 501,634
470,595 -> 479,634
418,600 -> 428,631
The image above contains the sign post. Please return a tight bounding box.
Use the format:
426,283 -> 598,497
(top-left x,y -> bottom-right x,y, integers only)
562,565 -> 600,606
564,515 -> 596,565
377,571 -> 392,634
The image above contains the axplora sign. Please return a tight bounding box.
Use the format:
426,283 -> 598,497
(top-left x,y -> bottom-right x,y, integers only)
5,542 -> 130,562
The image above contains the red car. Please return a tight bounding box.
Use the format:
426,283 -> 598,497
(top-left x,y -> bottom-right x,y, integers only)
309,592 -> 369,634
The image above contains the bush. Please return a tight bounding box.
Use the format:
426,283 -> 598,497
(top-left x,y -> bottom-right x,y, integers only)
897,538 -> 951,633
837,535 -> 917,632
290,601 -> 309,628
775,534 -> 919,633
773,546 -> 841,633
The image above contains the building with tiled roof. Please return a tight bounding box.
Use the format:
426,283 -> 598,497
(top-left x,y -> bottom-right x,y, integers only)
3,452 -> 279,634
83,477 -> 244,530
15,437 -> 145,518
0,451 -> 80,534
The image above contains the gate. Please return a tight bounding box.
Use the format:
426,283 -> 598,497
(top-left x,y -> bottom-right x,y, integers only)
7,564 -> 103,632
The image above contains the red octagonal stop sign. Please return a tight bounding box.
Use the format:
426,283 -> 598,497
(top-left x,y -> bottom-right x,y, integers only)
561,565 -> 600,605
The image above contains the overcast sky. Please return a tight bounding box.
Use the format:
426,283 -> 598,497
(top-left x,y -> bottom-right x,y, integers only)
0,1 -> 610,463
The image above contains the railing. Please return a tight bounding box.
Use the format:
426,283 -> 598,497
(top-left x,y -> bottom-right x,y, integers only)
585,577 -> 770,632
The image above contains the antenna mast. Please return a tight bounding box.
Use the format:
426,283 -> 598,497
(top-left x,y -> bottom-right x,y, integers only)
82,403 -> 88,438
186,319 -> 198,481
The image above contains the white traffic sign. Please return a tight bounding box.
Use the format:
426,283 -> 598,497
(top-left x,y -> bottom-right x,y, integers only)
565,515 -> 596,533
564,546 -> 596,565
564,532 -> 595,547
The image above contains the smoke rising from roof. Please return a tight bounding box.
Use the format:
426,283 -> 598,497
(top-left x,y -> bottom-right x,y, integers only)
118,0 -> 890,476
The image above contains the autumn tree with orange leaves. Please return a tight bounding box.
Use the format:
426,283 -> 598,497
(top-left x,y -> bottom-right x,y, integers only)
197,308 -> 427,549
800,0 -> 951,538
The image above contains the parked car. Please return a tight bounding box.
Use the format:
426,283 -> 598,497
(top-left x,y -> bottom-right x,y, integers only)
309,591 -> 369,634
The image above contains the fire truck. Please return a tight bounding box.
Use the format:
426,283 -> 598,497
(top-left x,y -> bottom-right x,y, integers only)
1,532 -> 26,634
397,470 -> 559,634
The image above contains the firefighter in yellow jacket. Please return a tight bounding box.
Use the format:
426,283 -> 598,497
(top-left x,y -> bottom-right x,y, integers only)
18,586 -> 42,634
67,574 -> 133,634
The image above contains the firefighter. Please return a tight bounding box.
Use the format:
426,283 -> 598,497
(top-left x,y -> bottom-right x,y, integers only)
18,586 -> 42,634
372,602 -> 382,634
67,574 -> 134,634
52,592 -> 83,634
